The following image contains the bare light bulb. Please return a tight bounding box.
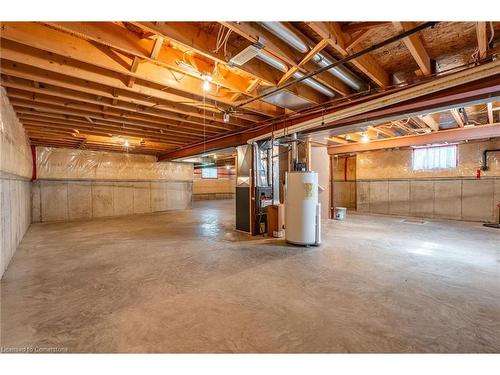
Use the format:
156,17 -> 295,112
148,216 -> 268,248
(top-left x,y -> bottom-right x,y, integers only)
202,75 -> 212,91
124,140 -> 129,147
361,133 -> 370,143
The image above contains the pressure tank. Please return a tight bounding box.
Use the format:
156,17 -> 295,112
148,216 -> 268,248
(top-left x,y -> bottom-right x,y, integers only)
285,171 -> 321,246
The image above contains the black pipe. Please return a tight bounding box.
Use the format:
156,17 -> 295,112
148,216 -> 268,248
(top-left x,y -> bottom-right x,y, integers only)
233,22 -> 440,110
481,149 -> 500,170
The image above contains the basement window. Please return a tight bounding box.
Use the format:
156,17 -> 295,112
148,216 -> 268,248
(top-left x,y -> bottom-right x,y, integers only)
412,145 -> 458,170
201,167 -> 218,179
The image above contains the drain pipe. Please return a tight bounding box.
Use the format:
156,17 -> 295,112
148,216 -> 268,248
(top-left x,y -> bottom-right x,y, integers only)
481,149 -> 500,170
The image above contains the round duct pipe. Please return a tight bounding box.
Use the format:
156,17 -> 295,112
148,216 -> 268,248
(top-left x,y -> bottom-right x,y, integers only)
260,22 -> 309,53
259,22 -> 366,91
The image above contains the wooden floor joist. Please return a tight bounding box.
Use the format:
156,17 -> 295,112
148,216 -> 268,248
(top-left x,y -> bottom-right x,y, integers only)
0,21 -> 498,155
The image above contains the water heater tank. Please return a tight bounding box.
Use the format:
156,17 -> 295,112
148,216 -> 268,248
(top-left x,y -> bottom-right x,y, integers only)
285,171 -> 321,246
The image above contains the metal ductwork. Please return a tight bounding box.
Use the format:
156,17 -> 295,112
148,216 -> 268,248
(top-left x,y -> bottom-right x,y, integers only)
259,22 -> 366,92
257,51 -> 287,72
292,72 -> 335,97
260,22 -> 309,53
312,53 -> 365,92
257,51 -> 335,97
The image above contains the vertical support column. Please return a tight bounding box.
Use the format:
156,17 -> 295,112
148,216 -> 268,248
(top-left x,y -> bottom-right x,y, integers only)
306,138 -> 312,171
330,155 -> 335,219
31,145 -> 37,181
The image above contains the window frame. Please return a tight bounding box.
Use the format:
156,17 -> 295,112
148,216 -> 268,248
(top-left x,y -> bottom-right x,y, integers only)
201,166 -> 218,179
411,144 -> 458,171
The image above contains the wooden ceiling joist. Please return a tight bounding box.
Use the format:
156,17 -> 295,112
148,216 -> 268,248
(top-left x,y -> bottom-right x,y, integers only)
6,87 -> 237,133
10,100 -> 222,141
22,120 -> 193,146
418,114 -> 440,131
328,123 -> 500,154
476,22 -> 488,60
341,22 -> 393,34
450,108 -> 465,128
0,23 -> 281,118
220,22 -> 352,97
306,22 -> 390,88
0,72 -> 257,127
487,102 -> 494,124
393,22 -> 432,76
0,21 -> 498,156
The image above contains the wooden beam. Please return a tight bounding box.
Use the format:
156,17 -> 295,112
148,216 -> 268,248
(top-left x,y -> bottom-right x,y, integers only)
130,22 -> 283,85
341,22 -> 392,34
1,22 -> 282,117
306,22 -> 389,88
450,108 -> 464,128
221,22 -> 349,98
278,39 -> 329,85
12,101 -> 218,139
158,73 -> 500,160
393,22 -> 432,76
371,126 -> 396,138
0,46 -> 269,123
487,102 -> 494,124
476,22 -> 488,60
6,85 -> 239,132
127,56 -> 141,88
345,30 -> 370,51
418,114 -> 440,131
6,88 -> 232,133
326,136 -> 348,144
21,119 -> 195,145
231,78 -> 260,102
0,72 -> 257,127
23,123 -> 186,147
150,36 -> 164,59
44,22 -> 264,99
300,39 -> 329,65
328,123 -> 500,154
268,59 -> 500,137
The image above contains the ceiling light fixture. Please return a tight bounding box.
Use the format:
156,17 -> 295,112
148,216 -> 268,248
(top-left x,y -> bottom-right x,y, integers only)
223,112 -> 230,123
202,74 -> 212,91
123,140 -> 129,147
361,133 -> 370,143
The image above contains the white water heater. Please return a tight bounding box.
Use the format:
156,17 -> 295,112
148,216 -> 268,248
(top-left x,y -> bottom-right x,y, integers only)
285,171 -> 321,246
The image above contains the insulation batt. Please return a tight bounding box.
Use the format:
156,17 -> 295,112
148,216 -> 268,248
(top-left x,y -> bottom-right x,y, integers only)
36,147 -> 193,181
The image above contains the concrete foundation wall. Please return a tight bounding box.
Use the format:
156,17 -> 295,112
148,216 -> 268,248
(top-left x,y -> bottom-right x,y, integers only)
357,177 -> 500,222
193,179 -> 235,200
32,147 -> 194,223
0,87 -> 32,278
333,155 -> 356,210
0,175 -> 31,277
333,181 -> 356,209
352,139 -> 500,222
32,179 -> 193,223
193,167 -> 235,201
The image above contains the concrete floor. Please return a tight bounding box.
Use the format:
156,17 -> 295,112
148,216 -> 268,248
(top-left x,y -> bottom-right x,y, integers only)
1,200 -> 499,353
